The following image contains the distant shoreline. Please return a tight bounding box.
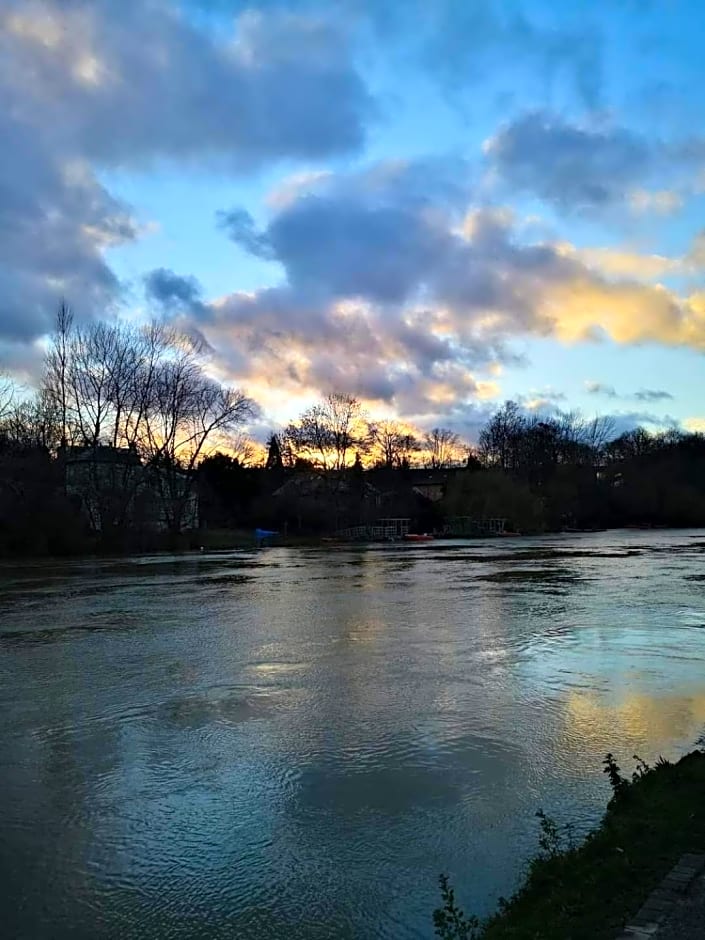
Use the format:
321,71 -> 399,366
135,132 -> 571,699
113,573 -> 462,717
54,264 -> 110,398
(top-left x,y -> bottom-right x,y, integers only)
2,524 -> 705,562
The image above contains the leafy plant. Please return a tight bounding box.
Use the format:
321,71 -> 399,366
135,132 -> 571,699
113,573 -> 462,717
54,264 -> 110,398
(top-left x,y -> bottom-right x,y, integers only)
536,809 -> 561,858
631,754 -> 651,782
433,874 -> 481,939
603,752 -> 630,799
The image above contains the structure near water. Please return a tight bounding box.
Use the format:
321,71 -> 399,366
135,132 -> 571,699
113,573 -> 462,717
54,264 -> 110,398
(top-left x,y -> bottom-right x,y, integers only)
335,516 -> 507,540
445,516 -> 507,535
335,517 -> 410,540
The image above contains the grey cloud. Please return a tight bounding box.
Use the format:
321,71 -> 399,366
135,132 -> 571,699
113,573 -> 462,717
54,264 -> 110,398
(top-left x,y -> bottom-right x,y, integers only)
2,2 -> 373,171
219,157 -> 472,303
189,0 -> 606,108
634,388 -> 674,402
145,268 -> 207,314
586,381 -> 618,397
217,209 -> 274,259
0,114 -> 133,340
0,0 -> 373,349
487,112 -> 651,212
267,196 -> 450,303
607,411 -> 679,437
218,160 -> 578,326
586,382 -> 673,403
193,156 -> 691,412
518,389 -> 567,406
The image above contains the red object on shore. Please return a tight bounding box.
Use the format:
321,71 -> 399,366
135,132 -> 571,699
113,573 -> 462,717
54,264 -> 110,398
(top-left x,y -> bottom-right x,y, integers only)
404,533 -> 435,541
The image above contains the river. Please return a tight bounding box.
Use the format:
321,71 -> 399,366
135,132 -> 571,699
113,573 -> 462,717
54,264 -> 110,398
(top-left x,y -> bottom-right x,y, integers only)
1,530 -> 705,938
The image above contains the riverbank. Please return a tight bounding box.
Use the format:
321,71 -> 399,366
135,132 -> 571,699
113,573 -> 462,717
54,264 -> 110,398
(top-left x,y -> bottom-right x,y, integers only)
439,749 -> 705,939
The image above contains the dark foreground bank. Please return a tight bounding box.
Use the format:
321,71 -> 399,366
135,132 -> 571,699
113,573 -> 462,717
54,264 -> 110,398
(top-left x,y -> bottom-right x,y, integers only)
436,750 -> 705,939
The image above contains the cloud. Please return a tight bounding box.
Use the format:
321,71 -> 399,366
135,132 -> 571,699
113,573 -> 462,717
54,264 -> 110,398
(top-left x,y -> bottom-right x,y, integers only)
634,389 -> 674,402
210,165 -> 705,419
585,382 -> 673,403
216,209 -> 274,259
219,157 -> 474,305
190,0 -> 607,108
628,189 -> 683,216
139,156 -> 700,420
144,268 -> 207,316
143,154 -> 705,421
2,3 -> 372,169
687,230 -> 705,268
0,126 -> 135,342
606,411 -> 680,437
485,112 -> 653,212
564,245 -> 681,280
515,390 -> 568,413
585,381 -> 618,398
485,111 -> 701,216
0,0 -> 373,348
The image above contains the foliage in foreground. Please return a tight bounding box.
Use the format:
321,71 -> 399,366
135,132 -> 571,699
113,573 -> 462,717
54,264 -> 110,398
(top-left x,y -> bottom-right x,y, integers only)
434,749 -> 705,940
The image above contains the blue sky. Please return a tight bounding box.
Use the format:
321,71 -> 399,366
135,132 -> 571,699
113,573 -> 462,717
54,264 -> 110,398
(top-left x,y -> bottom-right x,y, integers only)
2,0 -> 705,440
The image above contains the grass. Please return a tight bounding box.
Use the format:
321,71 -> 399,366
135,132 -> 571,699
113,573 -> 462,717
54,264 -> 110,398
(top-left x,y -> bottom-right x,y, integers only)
436,750 -> 705,939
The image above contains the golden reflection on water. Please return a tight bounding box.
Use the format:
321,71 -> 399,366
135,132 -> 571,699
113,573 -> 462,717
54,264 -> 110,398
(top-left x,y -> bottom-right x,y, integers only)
563,688 -> 705,755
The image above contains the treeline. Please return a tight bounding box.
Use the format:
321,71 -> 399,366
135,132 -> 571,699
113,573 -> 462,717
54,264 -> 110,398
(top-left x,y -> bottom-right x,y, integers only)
198,400 -> 705,537
1,311 -> 705,555
450,401 -> 705,532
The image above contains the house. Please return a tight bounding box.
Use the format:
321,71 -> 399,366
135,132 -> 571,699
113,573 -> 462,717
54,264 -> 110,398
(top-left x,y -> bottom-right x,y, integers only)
271,470 -> 381,532
64,445 -> 198,533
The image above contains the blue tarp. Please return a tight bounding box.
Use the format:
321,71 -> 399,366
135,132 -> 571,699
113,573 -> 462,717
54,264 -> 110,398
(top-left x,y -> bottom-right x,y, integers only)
255,528 -> 279,539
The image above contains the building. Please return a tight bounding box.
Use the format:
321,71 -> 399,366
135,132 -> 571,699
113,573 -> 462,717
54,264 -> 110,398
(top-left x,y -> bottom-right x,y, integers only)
64,445 -> 198,534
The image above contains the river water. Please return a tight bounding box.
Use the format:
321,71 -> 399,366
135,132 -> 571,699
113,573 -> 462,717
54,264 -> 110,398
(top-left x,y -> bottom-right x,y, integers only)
1,530 -> 705,938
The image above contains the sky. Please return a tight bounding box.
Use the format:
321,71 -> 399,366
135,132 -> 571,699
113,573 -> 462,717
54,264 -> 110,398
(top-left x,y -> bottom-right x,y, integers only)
2,0 -> 705,442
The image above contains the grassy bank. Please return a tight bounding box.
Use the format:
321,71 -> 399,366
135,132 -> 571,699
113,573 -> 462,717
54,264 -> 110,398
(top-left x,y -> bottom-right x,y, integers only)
435,750 -> 705,939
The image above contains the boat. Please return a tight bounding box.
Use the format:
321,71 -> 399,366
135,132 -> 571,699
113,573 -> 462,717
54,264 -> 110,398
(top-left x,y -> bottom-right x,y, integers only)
404,533 -> 435,542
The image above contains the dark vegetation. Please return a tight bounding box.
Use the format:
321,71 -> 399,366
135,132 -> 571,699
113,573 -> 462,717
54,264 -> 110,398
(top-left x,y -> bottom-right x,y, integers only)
2,310 -> 705,556
434,749 -> 705,939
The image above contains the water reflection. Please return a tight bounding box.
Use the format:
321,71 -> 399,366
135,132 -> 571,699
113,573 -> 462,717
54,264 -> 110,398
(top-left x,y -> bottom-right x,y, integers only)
1,530 -> 705,938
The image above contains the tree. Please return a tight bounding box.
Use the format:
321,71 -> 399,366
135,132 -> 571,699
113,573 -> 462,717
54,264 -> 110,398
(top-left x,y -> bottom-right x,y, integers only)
371,420 -> 419,468
44,302 -> 73,448
478,401 -> 524,470
424,427 -> 461,469
142,346 -> 253,533
3,390 -> 63,453
606,427 -> 654,462
443,468 -> 544,533
41,307 -> 255,538
223,431 -> 258,467
265,433 -> 284,470
198,451 -> 261,527
0,373 -> 14,423
284,393 -> 368,471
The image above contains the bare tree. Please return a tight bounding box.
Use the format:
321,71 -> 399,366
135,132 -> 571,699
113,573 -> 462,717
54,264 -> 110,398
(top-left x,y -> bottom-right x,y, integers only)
478,401 -> 524,470
42,310 -> 254,535
3,391 -> 63,452
143,348 -> 253,532
371,420 -> 419,468
0,373 -> 14,423
583,415 -> 616,453
44,302 -> 73,448
285,393 -> 368,471
222,431 -> 259,467
424,427 -> 461,469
